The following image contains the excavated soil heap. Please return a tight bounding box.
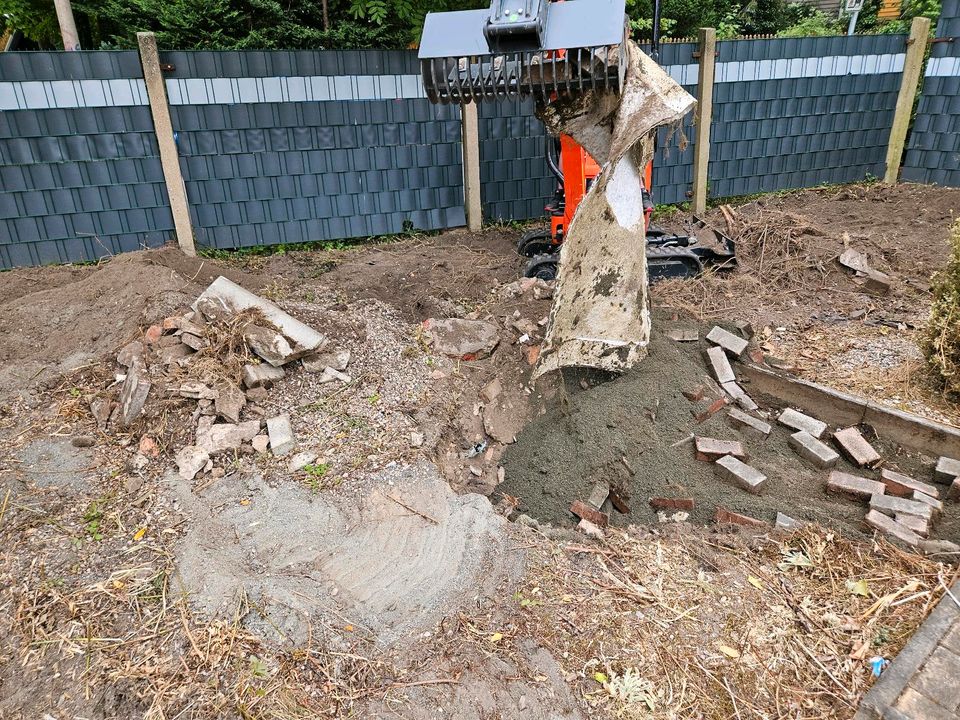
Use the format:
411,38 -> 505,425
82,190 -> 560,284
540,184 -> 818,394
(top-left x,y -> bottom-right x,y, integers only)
499,314 -> 937,538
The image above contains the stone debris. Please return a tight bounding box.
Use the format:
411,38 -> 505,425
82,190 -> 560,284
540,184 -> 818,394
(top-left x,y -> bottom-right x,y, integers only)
156,343 -> 194,364
950,478 -> 960,501
577,518 -> 605,540
706,346 -> 735,384
832,427 -> 881,467
777,408 -> 827,439
480,378 -> 503,404
864,508 -> 921,547
267,414 -> 295,456
571,500 -> 608,527
242,363 -> 285,388
302,349 -> 351,374
243,324 -> 299,367
706,326 -> 748,358
826,470 -> 886,500
714,506 -> 768,528
90,397 -> 113,430
288,452 -> 317,473
720,381 -> 758,411
180,332 -> 207,351
649,497 -> 695,511
714,455 -> 766,494
251,434 -> 270,454
586,482 -> 609,510
423,317 -> 500,360
934,456 -> 960,484
318,368 -> 351,384
410,432 -> 425,448
179,381 -> 217,400
117,341 -> 145,368
895,513 -> 930,538
196,420 -> 261,455
775,512 -> 803,531
879,468 -> 940,499
144,324 -> 163,344
918,539 -> 960,556
176,445 -> 210,481
868,493 -> 934,523
695,436 -> 746,461
117,360 -> 151,427
214,382 -> 246,424
788,430 -> 840,469
665,328 -> 698,342
726,407 -> 771,437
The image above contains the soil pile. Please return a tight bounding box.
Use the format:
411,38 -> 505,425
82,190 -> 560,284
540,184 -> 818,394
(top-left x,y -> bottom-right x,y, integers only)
499,314 -> 942,538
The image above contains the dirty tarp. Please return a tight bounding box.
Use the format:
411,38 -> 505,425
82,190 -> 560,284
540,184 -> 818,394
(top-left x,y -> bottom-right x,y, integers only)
532,42 -> 695,378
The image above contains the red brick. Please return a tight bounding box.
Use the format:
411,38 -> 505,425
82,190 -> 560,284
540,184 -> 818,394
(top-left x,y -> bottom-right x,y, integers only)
695,436 -> 746,461
714,506 -> 768,528
880,468 -> 940,499
144,324 -> 164,344
694,397 -> 729,423
649,497 -> 695,511
609,488 -> 631,514
864,509 -> 921,547
950,477 -> 960,501
526,344 -> 541,366
826,471 -> 885,500
682,386 -> 706,402
570,500 -> 608,527
833,427 -> 881,467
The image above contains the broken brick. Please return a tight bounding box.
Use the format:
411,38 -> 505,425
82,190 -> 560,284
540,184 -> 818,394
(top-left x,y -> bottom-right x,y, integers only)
570,499 -> 608,527
526,344 -> 541,365
694,397 -> 729,423
682,385 -> 707,402
144,324 -> 164,344
695,436 -> 746,461
609,488 -> 631,514
649,497 -> 695,511
826,471 -> 886,500
832,427 -> 881,467
714,506 -> 768,528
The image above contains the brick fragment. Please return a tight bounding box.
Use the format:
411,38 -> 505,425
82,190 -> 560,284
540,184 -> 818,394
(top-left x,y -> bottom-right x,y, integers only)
714,506 -> 768,528
706,326 -> 748,358
695,436 -> 746,461
869,493 -> 934,522
682,386 -> 706,402
666,328 -> 698,342
586,482 -> 609,510
775,512 -> 803,531
935,456 -> 960,484
950,477 -> 960,501
777,408 -> 827,439
144,324 -> 164,344
706,346 -> 735,384
649,497 -> 695,511
912,489 -> 944,515
832,427 -> 881,467
608,488 -> 631,514
826,471 -> 885,500
726,407 -> 771,437
714,455 -> 766,494
894,513 -> 930,538
864,509 -> 921,547
577,519 -> 605,540
733,320 -> 754,339
694,397 -> 728,423
720,381 -> 759,411
788,431 -> 839,469
571,499 -> 609,527
879,468 -> 940,499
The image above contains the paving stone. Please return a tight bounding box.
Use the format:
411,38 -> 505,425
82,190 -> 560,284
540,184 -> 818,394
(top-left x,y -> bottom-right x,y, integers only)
695,436 -> 746,461
714,506 -> 768,528
912,490 -> 944,515
775,512 -> 803,531
707,325 -> 749,358
910,646 -> 960,712
242,363 -> 285,388
570,499 -> 608,527
266,414 -> 295,456
865,509 -> 922,547
789,430 -> 839,469
714,455 -> 766,494
941,620 -> 960,655
895,687 -> 957,720
869,493 -> 934,523
880,468 -> 940,499
777,407 -> 827,439
934,456 -> 960,484
918,539 -> 960,557
895,513 -> 930,538
720,381 -> 759,411
833,426 -> 881,467
706,346 -> 735,384
826,470 -> 886,500
726,407 -> 771,437
665,328 -> 698,342
649,497 -> 695,511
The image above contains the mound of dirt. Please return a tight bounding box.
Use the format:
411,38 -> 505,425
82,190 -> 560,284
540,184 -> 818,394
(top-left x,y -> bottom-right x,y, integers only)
0,249 -> 258,399
498,314 -> 942,539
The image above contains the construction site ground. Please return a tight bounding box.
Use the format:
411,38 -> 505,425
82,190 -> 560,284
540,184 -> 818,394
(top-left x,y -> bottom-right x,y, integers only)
1,182 -> 959,719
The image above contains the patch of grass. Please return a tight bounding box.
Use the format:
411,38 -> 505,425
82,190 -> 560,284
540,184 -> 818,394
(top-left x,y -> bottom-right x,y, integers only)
922,220 -> 960,396
82,499 -> 107,541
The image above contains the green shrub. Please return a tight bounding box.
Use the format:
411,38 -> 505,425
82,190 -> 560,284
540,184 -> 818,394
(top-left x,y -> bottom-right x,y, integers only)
923,221 -> 960,396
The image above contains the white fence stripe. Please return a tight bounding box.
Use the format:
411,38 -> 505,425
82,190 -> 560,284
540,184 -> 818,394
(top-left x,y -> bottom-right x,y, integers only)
926,56 -> 960,77
0,78 -> 149,111
164,73 -> 426,105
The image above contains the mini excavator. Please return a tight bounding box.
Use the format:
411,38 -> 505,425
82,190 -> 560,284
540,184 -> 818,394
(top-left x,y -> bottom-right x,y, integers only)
418,0 -> 736,282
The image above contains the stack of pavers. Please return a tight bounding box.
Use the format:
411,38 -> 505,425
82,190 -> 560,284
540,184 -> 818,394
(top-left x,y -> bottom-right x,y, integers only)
699,324 -> 954,548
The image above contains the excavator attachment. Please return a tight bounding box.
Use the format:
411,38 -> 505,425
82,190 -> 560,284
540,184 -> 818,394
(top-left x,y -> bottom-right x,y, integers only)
418,0 -> 628,104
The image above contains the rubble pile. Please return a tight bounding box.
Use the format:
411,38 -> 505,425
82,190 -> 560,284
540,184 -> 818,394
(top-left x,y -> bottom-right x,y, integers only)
91,276 -> 352,482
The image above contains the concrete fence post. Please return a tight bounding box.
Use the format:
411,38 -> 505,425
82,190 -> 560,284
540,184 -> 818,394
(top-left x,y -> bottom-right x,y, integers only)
461,102 -> 483,232
884,16 -> 931,185
691,27 -> 717,215
137,32 -> 197,256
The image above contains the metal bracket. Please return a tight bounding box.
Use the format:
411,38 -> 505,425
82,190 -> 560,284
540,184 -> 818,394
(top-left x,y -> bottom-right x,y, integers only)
159,63 -> 175,72
691,50 -> 719,59
930,36 -> 955,44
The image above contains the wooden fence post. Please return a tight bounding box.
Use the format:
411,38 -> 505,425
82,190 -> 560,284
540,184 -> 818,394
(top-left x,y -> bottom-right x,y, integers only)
691,27 -> 716,215
884,16 -> 931,185
461,102 -> 483,232
137,32 -> 196,256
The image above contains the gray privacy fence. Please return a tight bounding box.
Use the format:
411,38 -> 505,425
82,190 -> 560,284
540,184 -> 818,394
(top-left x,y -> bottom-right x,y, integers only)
0,27 -> 949,268
902,0 -> 960,187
